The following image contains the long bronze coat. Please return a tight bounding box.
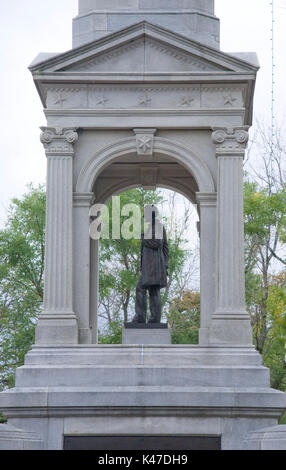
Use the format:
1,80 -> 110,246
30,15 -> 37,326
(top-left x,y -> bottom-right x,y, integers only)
140,223 -> 169,288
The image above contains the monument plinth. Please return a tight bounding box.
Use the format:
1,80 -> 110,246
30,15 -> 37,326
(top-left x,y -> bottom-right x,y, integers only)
123,323 -> 171,345
73,0 -> 220,48
0,0 -> 286,451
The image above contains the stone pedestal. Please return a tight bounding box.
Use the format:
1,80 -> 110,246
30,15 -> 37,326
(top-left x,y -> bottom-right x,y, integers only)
123,324 -> 171,344
0,424 -> 43,450
0,345 -> 285,450
73,0 -> 220,48
244,425 -> 286,450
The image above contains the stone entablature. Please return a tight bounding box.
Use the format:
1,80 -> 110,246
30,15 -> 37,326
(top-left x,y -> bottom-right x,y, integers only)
30,23 -> 258,129
44,84 -> 247,111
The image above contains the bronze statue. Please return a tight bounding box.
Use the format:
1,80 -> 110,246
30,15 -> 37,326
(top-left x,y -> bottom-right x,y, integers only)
131,205 -> 169,324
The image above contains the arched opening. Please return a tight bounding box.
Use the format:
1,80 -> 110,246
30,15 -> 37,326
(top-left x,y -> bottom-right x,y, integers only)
74,136 -> 216,345
94,185 -> 200,345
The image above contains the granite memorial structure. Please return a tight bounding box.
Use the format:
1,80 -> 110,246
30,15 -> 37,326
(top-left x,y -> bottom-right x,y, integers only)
0,0 -> 286,450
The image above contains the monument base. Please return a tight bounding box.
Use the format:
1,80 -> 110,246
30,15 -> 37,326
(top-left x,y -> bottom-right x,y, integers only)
0,424 -> 43,450
0,345 -> 286,450
123,323 -> 171,344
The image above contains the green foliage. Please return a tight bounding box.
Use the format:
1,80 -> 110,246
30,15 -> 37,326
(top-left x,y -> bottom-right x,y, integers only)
263,326 -> 286,391
0,185 -> 45,390
244,181 -> 286,246
168,290 -> 200,344
0,413 -> 7,424
244,179 -> 286,391
98,321 -> 122,345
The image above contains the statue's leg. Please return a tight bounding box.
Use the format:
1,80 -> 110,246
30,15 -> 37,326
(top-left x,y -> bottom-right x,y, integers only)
132,277 -> 147,323
148,286 -> 161,323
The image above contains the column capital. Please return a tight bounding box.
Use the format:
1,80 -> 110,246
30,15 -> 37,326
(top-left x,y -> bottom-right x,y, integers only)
196,192 -> 217,207
73,192 -> 95,208
211,126 -> 249,157
40,127 -> 78,156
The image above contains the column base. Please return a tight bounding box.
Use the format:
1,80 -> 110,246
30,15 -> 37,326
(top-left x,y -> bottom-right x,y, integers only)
199,327 -> 210,345
209,311 -> 253,346
79,328 -> 92,345
35,313 -> 78,345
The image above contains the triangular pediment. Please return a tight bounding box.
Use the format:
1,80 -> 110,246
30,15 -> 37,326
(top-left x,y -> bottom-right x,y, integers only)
60,37 -> 229,73
30,22 -> 259,76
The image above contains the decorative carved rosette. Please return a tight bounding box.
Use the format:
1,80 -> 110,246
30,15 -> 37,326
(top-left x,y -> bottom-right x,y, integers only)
40,127 -> 78,155
211,127 -> 249,156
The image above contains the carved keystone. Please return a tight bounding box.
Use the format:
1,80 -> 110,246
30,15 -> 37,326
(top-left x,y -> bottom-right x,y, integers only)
133,129 -> 157,156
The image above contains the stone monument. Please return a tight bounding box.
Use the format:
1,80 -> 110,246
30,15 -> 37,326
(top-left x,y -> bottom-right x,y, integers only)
0,0 -> 286,450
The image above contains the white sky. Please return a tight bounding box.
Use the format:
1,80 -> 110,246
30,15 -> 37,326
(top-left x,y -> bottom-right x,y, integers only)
0,0 -> 285,227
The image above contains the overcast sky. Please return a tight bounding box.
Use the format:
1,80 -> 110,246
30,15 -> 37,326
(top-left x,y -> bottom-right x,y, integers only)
0,0 -> 285,227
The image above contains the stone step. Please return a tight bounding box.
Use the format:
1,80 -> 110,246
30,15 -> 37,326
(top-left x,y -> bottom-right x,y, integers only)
1,386 -> 286,412
0,425 -> 43,450
24,345 -> 263,367
15,364 -> 270,388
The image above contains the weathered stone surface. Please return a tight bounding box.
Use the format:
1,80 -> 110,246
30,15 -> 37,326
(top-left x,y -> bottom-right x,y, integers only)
122,328 -> 171,345
1,346 -> 286,449
0,424 -> 43,450
79,0 -> 215,14
244,425 -> 286,450
74,0 -> 219,48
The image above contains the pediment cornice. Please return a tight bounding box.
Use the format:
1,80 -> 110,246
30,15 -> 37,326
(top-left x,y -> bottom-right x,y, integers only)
30,21 -> 259,76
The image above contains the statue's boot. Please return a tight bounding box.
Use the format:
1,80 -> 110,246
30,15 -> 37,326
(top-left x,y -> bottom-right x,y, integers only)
131,313 -> 146,324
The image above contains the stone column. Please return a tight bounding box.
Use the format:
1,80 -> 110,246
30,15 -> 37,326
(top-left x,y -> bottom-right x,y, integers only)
73,192 -> 94,344
36,127 -> 79,344
90,238 -> 99,344
196,192 -> 217,345
209,127 -> 253,346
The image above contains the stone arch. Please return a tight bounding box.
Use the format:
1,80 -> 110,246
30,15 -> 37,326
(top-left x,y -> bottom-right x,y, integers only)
99,182 -> 196,206
76,136 -> 215,195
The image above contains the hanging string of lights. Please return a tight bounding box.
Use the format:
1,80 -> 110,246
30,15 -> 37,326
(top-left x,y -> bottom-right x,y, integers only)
270,0 -> 275,188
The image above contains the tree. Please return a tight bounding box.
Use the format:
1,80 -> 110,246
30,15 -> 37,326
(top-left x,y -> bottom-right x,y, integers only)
244,123 -> 286,397
244,181 -> 286,352
167,290 -> 200,344
0,185 -> 45,390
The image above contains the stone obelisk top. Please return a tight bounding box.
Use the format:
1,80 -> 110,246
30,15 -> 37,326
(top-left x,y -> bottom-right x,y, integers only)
73,0 -> 219,49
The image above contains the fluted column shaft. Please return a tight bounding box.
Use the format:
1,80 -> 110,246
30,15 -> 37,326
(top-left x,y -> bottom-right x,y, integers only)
196,192 -> 217,345
90,238 -> 99,344
210,127 -> 253,346
73,192 -> 94,344
36,127 -> 79,344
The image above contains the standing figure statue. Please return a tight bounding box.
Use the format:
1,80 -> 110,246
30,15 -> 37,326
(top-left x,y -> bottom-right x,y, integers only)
132,205 -> 169,325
